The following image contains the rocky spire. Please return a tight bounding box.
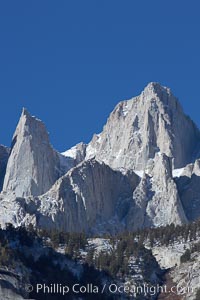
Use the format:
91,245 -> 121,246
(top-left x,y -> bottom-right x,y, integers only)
126,153 -> 187,230
3,108 -> 60,197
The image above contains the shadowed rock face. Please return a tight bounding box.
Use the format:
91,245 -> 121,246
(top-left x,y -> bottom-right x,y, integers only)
0,145 -> 10,192
175,159 -> 200,222
86,82 -> 200,170
0,270 -> 26,300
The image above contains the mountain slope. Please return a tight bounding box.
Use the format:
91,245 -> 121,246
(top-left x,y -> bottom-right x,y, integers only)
2,109 -> 75,197
0,159 -> 140,232
0,155 -> 187,233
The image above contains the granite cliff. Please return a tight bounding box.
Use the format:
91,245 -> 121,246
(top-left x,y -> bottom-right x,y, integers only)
0,83 -> 200,233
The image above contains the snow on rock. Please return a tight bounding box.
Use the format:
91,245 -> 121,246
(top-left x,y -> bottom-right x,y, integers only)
62,147 -> 78,159
172,168 -> 185,178
150,242 -> 189,269
87,238 -> 113,254
61,142 -> 87,164
169,251 -> 200,300
134,170 -> 144,178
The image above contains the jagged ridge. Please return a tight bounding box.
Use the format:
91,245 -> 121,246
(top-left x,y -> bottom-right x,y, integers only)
0,83 -> 200,233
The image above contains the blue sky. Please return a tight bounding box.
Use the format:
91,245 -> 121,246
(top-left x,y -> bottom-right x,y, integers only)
0,0 -> 200,151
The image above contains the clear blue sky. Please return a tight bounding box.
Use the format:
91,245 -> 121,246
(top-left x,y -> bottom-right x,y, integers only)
0,0 -> 200,151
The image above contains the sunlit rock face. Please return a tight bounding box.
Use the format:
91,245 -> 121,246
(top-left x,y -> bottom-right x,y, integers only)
0,159 -> 140,233
86,82 -> 200,171
2,108 -> 73,197
1,82 -> 200,233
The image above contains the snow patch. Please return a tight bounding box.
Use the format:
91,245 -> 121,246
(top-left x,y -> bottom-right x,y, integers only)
134,170 -> 144,178
87,238 -> 113,254
61,146 -> 78,159
86,144 -> 96,159
173,168 -> 184,178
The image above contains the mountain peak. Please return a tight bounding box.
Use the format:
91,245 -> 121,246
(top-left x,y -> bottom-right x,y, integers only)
1,85 -> 200,235
3,110 -> 60,197
86,83 -> 200,170
20,108 -> 44,128
22,107 -> 30,116
143,82 -> 171,98
145,81 -> 167,90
